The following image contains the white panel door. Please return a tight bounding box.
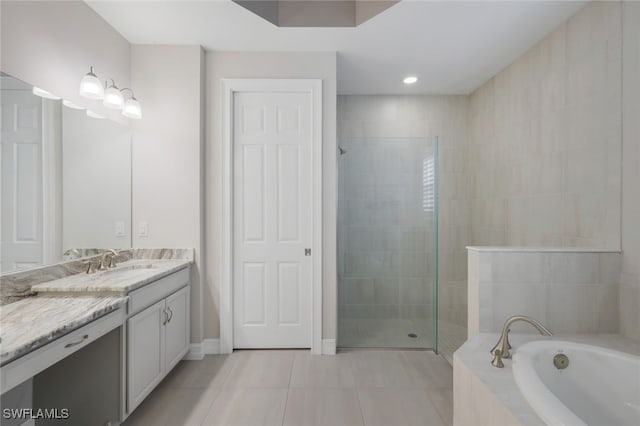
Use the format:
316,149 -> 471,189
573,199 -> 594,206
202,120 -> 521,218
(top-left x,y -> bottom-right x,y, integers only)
0,90 -> 43,272
233,91 -> 313,348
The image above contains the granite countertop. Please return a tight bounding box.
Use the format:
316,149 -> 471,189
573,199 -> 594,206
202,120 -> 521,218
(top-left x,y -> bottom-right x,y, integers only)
454,333 -> 640,426
31,259 -> 192,295
0,295 -> 127,366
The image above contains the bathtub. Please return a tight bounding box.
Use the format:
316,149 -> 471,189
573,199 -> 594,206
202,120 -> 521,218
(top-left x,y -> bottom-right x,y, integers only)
513,340 -> 640,426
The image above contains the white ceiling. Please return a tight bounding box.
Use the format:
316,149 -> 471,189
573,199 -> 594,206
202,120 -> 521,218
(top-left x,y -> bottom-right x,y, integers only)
86,0 -> 587,95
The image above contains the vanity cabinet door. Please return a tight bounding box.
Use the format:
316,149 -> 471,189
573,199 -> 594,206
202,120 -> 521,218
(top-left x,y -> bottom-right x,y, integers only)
164,286 -> 190,372
127,299 -> 165,412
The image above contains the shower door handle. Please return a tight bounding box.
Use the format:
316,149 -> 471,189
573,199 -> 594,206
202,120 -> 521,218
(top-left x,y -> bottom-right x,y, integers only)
305,249 -> 311,256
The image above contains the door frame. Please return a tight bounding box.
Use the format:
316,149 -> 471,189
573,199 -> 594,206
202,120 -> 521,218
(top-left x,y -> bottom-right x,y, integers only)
219,79 -> 323,354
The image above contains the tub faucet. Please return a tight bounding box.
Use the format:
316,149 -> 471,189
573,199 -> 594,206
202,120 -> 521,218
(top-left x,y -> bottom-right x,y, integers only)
490,315 -> 553,368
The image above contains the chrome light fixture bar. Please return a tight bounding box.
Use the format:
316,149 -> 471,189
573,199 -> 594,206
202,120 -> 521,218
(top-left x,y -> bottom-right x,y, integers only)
79,66 -> 142,119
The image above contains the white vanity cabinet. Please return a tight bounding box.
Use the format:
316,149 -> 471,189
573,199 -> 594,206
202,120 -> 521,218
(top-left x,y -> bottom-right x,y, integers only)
126,267 -> 190,414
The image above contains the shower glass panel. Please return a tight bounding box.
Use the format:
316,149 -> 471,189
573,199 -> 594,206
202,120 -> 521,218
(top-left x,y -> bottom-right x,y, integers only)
337,137 -> 438,350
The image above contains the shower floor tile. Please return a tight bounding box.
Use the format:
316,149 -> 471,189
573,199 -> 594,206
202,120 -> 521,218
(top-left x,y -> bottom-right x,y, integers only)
338,318 -> 468,365
338,318 -> 435,349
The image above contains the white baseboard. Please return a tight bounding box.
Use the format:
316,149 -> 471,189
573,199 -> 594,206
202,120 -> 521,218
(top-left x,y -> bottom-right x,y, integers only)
183,343 -> 203,360
203,338 -> 220,355
322,339 -> 336,355
184,339 -> 221,360
187,338 -> 332,357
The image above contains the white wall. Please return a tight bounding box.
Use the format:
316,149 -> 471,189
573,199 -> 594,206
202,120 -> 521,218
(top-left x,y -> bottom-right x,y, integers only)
131,45 -> 205,344
620,1 -> 640,342
337,95 -> 471,330
205,51 -> 337,340
62,107 -> 131,250
468,1 -> 622,249
0,0 -> 131,124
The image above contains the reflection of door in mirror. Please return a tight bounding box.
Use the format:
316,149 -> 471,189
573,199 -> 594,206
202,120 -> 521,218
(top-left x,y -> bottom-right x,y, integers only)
1,72 -> 132,274
0,75 -> 50,272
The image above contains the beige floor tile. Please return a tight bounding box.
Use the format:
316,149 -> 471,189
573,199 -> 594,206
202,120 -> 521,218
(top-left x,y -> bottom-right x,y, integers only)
162,355 -> 236,389
283,389 -> 364,426
201,388 -> 288,426
348,351 -> 421,388
123,386 -> 220,426
290,352 -> 356,388
124,350 -> 454,426
223,351 -> 295,388
427,388 -> 453,426
357,388 -> 445,426
401,351 -> 453,389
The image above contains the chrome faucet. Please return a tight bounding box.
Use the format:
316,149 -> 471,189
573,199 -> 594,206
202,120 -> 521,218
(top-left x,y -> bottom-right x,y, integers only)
490,315 -> 553,368
98,249 -> 119,270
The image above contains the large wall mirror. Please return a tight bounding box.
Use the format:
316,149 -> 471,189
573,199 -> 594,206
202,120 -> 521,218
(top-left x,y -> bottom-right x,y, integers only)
0,72 -> 132,273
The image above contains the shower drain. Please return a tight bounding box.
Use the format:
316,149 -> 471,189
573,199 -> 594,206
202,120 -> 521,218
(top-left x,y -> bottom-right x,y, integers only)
408,333 -> 418,338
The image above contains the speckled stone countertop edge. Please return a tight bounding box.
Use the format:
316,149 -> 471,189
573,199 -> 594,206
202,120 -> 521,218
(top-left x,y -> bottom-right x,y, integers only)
0,296 -> 128,366
0,248 -> 195,304
31,259 -> 193,295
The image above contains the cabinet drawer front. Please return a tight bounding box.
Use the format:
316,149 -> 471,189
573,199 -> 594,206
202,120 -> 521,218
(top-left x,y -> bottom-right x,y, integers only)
1,309 -> 124,395
128,267 -> 189,315
127,299 -> 165,412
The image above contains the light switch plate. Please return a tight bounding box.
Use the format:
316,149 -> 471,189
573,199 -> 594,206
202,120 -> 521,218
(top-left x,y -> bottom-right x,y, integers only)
115,221 -> 126,237
138,221 -> 148,237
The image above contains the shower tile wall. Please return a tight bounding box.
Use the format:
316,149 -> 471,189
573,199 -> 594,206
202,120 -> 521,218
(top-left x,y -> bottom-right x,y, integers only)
468,1 -> 622,249
337,95 -> 472,353
338,138 -> 435,324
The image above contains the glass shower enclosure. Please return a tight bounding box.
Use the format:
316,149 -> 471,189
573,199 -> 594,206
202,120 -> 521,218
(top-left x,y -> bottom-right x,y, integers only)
337,137 -> 439,350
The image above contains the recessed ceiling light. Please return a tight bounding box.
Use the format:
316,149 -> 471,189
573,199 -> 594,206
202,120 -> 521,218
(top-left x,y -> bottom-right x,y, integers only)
403,76 -> 418,85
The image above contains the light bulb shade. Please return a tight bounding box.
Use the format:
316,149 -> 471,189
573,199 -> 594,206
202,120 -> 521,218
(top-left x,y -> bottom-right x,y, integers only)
86,110 -> 105,119
32,86 -> 60,100
103,86 -> 124,109
122,97 -> 142,119
79,73 -> 104,99
62,99 -> 84,110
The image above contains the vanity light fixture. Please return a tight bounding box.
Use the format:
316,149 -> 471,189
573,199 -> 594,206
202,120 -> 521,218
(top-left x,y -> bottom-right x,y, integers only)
32,86 -> 61,100
79,66 -> 142,119
79,66 -> 104,100
62,100 -> 84,110
103,79 -> 124,109
120,88 -> 142,120
403,76 -> 418,85
86,110 -> 105,119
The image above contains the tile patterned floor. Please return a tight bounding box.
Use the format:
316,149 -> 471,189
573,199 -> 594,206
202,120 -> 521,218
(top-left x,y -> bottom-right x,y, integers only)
123,349 -> 453,426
